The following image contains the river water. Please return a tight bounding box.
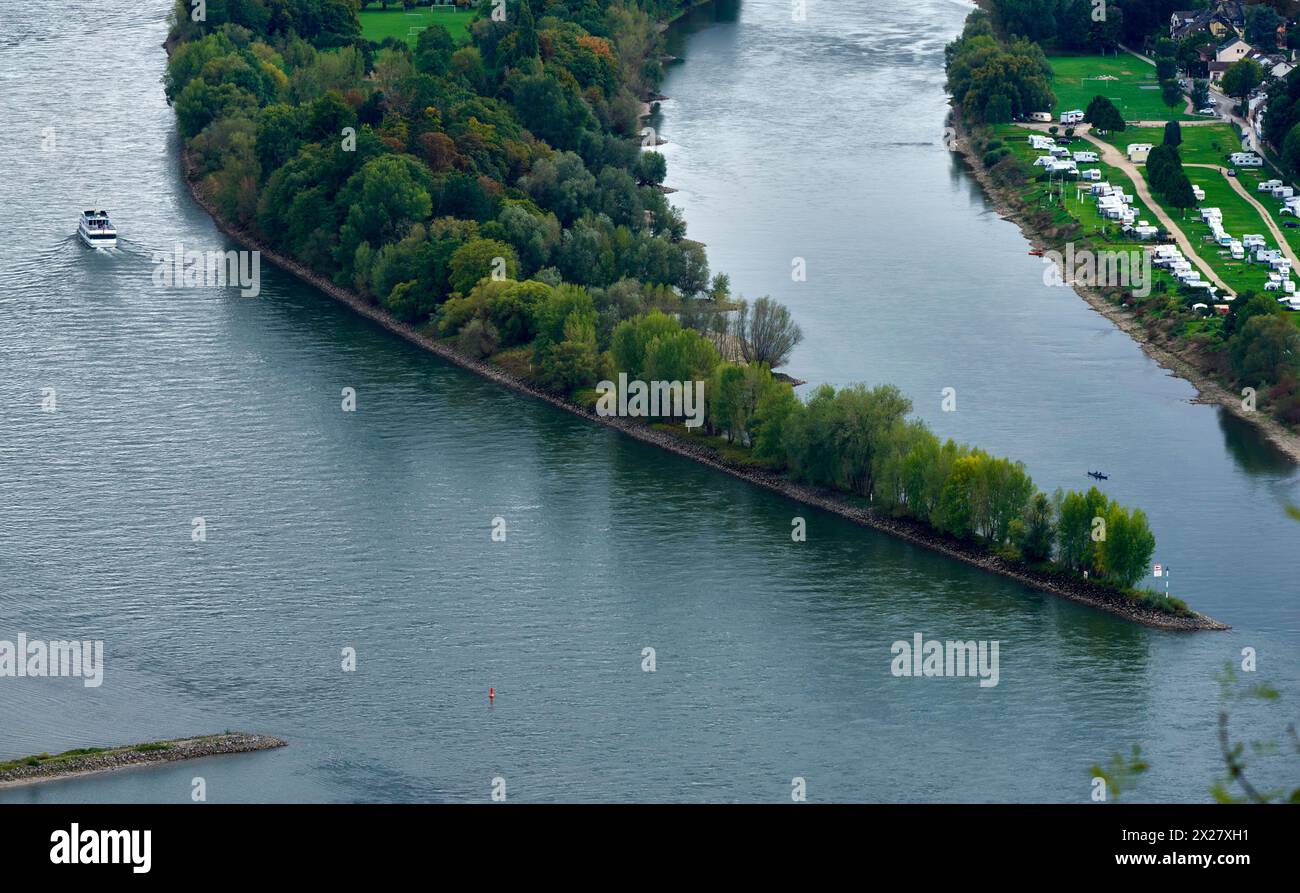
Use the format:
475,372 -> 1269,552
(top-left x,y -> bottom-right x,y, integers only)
0,0 -> 1295,803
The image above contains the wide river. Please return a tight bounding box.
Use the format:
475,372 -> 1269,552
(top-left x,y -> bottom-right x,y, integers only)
1,0 -> 1295,803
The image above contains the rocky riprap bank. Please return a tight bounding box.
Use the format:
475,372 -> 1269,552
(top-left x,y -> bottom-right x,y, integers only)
182,153 -> 1229,633
0,733 -> 286,787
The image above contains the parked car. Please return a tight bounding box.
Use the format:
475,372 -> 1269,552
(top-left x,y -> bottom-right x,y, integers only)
1198,107 -> 1217,115
1228,169 -> 1237,177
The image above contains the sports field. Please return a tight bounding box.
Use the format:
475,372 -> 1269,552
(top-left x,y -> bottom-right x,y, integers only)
358,4 -> 473,45
1048,54 -> 1195,122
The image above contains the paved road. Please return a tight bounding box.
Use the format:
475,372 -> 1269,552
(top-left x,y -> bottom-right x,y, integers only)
1208,84 -> 1257,151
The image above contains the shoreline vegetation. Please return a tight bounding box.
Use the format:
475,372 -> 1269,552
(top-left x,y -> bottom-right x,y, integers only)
0,733 -> 286,788
164,0 -> 1225,629
947,115 -> 1300,465
181,148 -> 1226,632
946,3 -> 1300,462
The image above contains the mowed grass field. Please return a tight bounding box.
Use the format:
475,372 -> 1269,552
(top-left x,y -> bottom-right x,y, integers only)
1048,54 -> 1195,122
358,4 -> 473,45
1178,170 -> 1277,295
1109,124 -> 1245,166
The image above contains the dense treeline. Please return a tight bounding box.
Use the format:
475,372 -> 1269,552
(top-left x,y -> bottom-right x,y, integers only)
736,381 -> 1157,590
605,312 -> 1162,593
1264,66 -> 1300,177
985,0 -> 1124,52
986,0 -> 1200,50
169,0 -> 1172,607
945,12 -> 1056,123
1219,291 -> 1300,420
169,0 -> 709,320
169,0 -> 746,398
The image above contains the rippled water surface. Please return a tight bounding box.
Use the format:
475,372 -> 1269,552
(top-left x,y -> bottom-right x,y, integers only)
0,0 -> 1296,802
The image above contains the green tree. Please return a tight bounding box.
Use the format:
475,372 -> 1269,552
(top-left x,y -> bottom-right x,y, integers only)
513,0 -> 539,62
644,328 -> 720,387
533,283 -> 598,350
1056,487 -> 1110,574
1015,491 -> 1056,562
536,337 -> 600,392
610,310 -> 680,380
1084,94 -> 1126,132
255,103 -> 303,174
447,238 -> 519,296
1231,314 -> 1300,387
938,454 -> 981,540
305,90 -> 354,141
489,279 -> 552,346
414,24 -> 455,76
1223,290 -> 1277,337
1221,59 -> 1264,105
985,93 -> 1013,124
1245,5 -> 1283,50
1161,79 -> 1183,110
336,156 -> 434,276
634,151 -> 667,187
1099,503 -> 1155,588
1163,119 -> 1182,148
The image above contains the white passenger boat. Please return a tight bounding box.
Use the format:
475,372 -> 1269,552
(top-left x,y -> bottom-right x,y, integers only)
78,209 -> 116,248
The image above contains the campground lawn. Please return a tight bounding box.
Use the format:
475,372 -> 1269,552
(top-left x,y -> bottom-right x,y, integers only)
1111,123 -> 1245,166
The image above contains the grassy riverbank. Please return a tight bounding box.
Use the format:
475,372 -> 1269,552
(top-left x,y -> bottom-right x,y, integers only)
0,733 -> 286,787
